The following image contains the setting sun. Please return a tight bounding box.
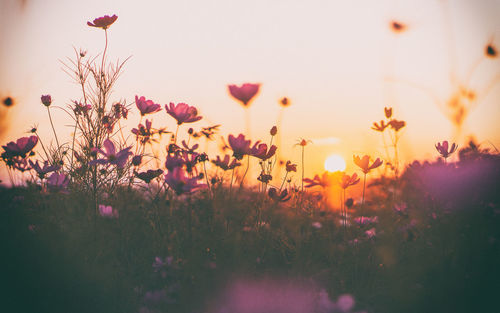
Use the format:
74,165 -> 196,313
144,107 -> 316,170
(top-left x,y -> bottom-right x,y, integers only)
324,154 -> 346,172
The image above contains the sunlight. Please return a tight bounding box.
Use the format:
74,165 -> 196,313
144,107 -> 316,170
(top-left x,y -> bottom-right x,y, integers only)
324,154 -> 346,172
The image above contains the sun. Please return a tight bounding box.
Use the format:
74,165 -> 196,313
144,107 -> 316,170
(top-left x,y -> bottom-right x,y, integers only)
324,154 -> 346,172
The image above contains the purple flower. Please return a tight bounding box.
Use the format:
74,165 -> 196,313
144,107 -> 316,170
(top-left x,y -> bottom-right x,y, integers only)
164,167 -> 206,195
135,169 -> 164,184
165,154 -> 185,171
250,143 -> 277,161
135,95 -> 161,116
89,139 -> 132,168
98,204 -> 119,218
228,83 -> 260,107
2,135 -> 38,158
228,134 -> 251,160
47,172 -> 69,193
29,160 -> 60,179
165,102 -> 202,125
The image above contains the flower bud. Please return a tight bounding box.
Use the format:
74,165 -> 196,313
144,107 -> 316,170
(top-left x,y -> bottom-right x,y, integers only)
41,95 -> 52,107
270,126 -> 277,136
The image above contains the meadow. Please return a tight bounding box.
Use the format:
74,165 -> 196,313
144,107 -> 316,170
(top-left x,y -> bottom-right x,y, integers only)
1,14 -> 500,313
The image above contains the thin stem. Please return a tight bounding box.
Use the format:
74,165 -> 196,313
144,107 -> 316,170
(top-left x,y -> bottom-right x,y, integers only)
362,173 -> 367,209
301,146 -> 305,192
101,29 -> 108,78
70,116 -> 78,171
174,125 -> 180,145
47,107 -> 61,150
240,155 -> 250,188
279,171 -> 288,192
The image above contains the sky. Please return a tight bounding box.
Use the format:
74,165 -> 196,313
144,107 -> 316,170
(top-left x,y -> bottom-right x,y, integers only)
1,0 -> 500,182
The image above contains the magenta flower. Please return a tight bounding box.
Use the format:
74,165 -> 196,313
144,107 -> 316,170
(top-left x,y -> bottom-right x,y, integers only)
435,140 -> 458,160
228,83 -> 260,107
29,160 -> 60,179
12,157 -> 30,172
228,134 -> 251,160
250,143 -> 277,161
47,172 -> 69,193
98,204 -> 119,218
135,169 -> 164,184
89,139 -> 132,168
87,15 -> 118,30
165,102 -> 202,125
164,167 -> 206,195
212,155 -> 241,171
1,135 -> 38,158
135,96 -> 161,116
72,101 -> 91,115
365,228 -> 376,238
41,95 -> 52,107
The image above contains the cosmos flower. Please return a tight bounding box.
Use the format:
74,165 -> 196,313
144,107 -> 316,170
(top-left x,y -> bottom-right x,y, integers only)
285,160 -> 297,172
165,154 -> 185,171
303,172 -> 332,188
372,120 -> 389,132
268,187 -> 291,202
228,134 -> 251,160
29,160 -> 60,179
1,135 -> 38,158
164,167 -> 206,195
228,83 -> 260,107
135,96 -> 161,116
165,102 -> 202,125
89,139 -> 132,168
72,101 -> 91,115
435,140 -> 458,159
384,107 -> 393,119
47,172 -> 69,193
41,95 -> 52,107
389,119 -> 406,131
280,97 -> 290,107
212,154 -> 241,171
270,126 -> 277,136
135,169 -> 164,184
250,143 -> 277,161
353,155 -> 383,174
98,204 -> 119,218
340,172 -> 360,189
87,14 -> 118,30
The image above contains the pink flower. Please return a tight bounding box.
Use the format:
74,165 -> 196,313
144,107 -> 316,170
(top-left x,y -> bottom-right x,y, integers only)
228,134 -> 251,160
87,15 -> 118,30
89,139 -> 132,168
164,167 -> 206,195
435,140 -> 458,159
365,228 -> 376,238
99,204 -> 119,218
41,95 -> 52,107
212,155 -> 241,171
29,160 -> 60,179
1,136 -> 38,158
228,83 -> 260,107
165,102 -> 202,125
311,222 -> 322,229
353,155 -> 383,174
47,172 -> 69,193
268,187 -> 291,202
72,101 -> 91,115
250,143 -> 277,161
135,96 -> 161,116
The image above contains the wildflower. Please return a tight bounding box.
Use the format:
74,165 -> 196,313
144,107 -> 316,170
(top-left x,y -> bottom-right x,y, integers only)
353,155 -> 383,174
87,14 -> 118,30
389,119 -> 406,131
257,172 -> 273,184
181,140 -> 199,153
250,143 -> 277,161
165,154 -> 184,170
165,102 -> 202,125
267,187 -> 290,202
486,43 -> 497,58
270,126 -> 277,136
132,119 -> 154,144
135,96 -> 161,116
303,172 -> 332,188
12,157 -> 30,172
89,139 -> 132,168
228,134 -> 251,160
340,172 -> 360,189
131,155 -> 142,166
280,97 -> 290,107
98,204 -> 119,218
372,120 -> 389,132
384,107 -> 393,118
365,228 -> 376,238
212,154 -> 240,170
29,160 -> 60,179
296,138 -> 311,147
113,102 -> 128,119
285,160 -> 297,172
135,169 -> 164,183
164,167 -> 206,195
101,115 -> 116,133
180,150 -> 200,173
1,135 -> 38,158
228,83 -> 260,106
435,140 -> 458,159
354,216 -> 379,225
47,172 -> 69,192
41,95 -> 52,107
200,125 -> 220,140
72,101 -> 91,115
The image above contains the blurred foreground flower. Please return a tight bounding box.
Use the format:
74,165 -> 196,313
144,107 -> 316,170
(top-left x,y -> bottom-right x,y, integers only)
29,160 -> 60,179
164,167 -> 206,195
1,136 -> 38,159
353,155 -> 383,174
87,14 -> 118,30
135,169 -> 164,184
340,172 -> 360,189
268,187 -> 291,202
228,134 -> 251,160
228,83 -> 260,107
212,154 -> 240,171
47,172 -> 69,193
98,204 -> 119,218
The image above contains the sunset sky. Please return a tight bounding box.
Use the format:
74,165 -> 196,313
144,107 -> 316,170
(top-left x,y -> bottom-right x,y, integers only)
1,0 -> 500,181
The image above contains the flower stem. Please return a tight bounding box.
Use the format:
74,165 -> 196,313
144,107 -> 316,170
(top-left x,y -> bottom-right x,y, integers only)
47,106 -> 61,151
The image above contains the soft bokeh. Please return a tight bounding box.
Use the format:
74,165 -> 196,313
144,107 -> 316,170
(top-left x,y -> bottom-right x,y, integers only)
1,0 -> 500,182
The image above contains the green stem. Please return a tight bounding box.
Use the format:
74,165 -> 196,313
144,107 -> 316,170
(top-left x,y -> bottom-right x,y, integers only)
47,107 -> 61,151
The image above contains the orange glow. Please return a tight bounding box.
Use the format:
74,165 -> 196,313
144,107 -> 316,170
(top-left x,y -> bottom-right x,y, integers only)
324,154 -> 346,172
